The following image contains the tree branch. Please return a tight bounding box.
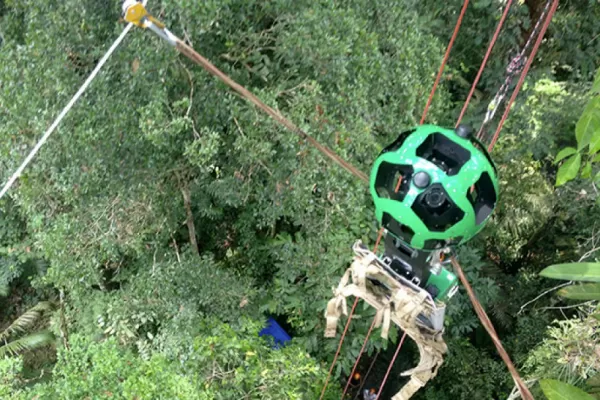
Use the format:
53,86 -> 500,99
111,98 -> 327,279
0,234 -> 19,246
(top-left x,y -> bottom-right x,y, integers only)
180,182 -> 200,257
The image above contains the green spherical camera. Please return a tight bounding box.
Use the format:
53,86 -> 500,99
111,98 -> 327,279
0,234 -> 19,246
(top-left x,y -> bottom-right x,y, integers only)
370,124 -> 499,251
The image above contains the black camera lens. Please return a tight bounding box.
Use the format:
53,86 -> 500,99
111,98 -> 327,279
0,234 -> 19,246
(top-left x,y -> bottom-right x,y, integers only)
425,187 -> 445,208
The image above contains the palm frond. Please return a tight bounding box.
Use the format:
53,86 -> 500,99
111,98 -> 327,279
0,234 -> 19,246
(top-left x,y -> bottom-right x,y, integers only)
0,330 -> 55,357
0,301 -> 55,342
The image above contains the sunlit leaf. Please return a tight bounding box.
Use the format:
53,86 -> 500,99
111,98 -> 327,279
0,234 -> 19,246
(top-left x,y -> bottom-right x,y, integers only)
554,147 -> 577,164
540,263 -> 600,282
557,283 -> 600,300
540,379 -> 595,400
577,99 -> 600,149
556,153 -> 581,186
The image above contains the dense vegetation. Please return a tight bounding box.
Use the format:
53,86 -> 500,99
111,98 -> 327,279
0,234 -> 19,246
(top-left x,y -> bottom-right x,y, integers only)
1,0 -> 599,398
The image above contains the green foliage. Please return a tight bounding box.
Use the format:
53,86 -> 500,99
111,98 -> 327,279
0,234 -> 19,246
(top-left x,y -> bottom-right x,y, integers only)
524,315 -> 600,384
0,200 -> 31,296
420,338 -> 512,400
558,284 -> 600,301
1,0 -> 600,397
0,301 -> 54,342
484,152 -> 555,261
0,357 -> 24,398
540,262 -> 600,301
0,330 -> 55,358
502,79 -> 588,161
2,321 -> 338,400
540,379 -> 595,400
555,69 -> 600,186
541,263 -> 600,282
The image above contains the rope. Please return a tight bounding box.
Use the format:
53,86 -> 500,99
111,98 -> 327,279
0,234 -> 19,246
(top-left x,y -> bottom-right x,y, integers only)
352,351 -> 380,400
319,221 -> 386,399
329,0 -> 470,388
447,3 -> 559,400
456,0 -> 515,126
420,0 -> 470,124
450,257 -> 534,400
358,0 -> 471,391
373,332 -> 407,400
0,24 -> 134,201
319,297 -> 360,400
341,318 -> 377,398
478,0 -> 554,142
488,0 -> 559,152
174,41 -> 369,184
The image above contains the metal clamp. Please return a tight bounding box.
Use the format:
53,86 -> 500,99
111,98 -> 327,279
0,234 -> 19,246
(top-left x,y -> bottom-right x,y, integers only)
122,0 -> 178,46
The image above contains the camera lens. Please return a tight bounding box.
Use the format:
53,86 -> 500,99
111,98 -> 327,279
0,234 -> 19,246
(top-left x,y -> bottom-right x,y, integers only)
425,187 -> 445,208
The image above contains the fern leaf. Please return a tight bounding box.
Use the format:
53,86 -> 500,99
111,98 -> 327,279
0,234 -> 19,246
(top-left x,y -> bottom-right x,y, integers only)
0,301 -> 55,342
0,330 -> 55,357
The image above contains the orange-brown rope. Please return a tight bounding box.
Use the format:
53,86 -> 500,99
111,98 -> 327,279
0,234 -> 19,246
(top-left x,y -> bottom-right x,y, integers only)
420,0 -> 470,124
374,332 -> 408,400
451,257 -> 533,399
341,318 -> 378,397
175,41 -> 369,184
456,0 -> 515,126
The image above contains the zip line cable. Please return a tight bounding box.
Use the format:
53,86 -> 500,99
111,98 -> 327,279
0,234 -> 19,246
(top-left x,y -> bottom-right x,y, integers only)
451,257 -> 534,399
319,296 -> 360,400
478,0 -> 554,144
488,0 -> 559,152
456,0 -> 515,126
341,318 -> 378,397
352,351 -> 380,400
420,0 -> 470,124
441,6 -> 561,400
0,21 -> 137,201
174,41 -> 369,183
374,332 -> 407,400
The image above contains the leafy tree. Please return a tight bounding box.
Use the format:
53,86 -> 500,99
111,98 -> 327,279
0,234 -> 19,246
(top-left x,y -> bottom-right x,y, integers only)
0,319 -> 339,399
2,0 -> 600,397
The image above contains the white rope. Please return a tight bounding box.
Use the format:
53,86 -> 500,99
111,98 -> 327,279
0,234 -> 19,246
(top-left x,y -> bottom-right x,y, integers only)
0,23 -> 134,200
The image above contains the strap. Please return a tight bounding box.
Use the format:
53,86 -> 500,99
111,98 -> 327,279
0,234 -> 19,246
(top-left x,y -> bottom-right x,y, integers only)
324,240 -> 448,399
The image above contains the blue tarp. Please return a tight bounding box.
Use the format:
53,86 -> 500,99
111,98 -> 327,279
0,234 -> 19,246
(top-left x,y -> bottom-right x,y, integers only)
259,317 -> 291,349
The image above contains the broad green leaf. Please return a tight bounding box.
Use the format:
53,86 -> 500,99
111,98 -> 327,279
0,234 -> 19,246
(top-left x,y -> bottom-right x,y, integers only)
557,283 -> 600,300
540,379 -> 595,400
577,99 -> 600,149
590,110 -> 600,154
554,147 -> 577,164
593,154 -> 600,163
556,153 -> 581,186
582,162 -> 593,179
540,263 -> 600,282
